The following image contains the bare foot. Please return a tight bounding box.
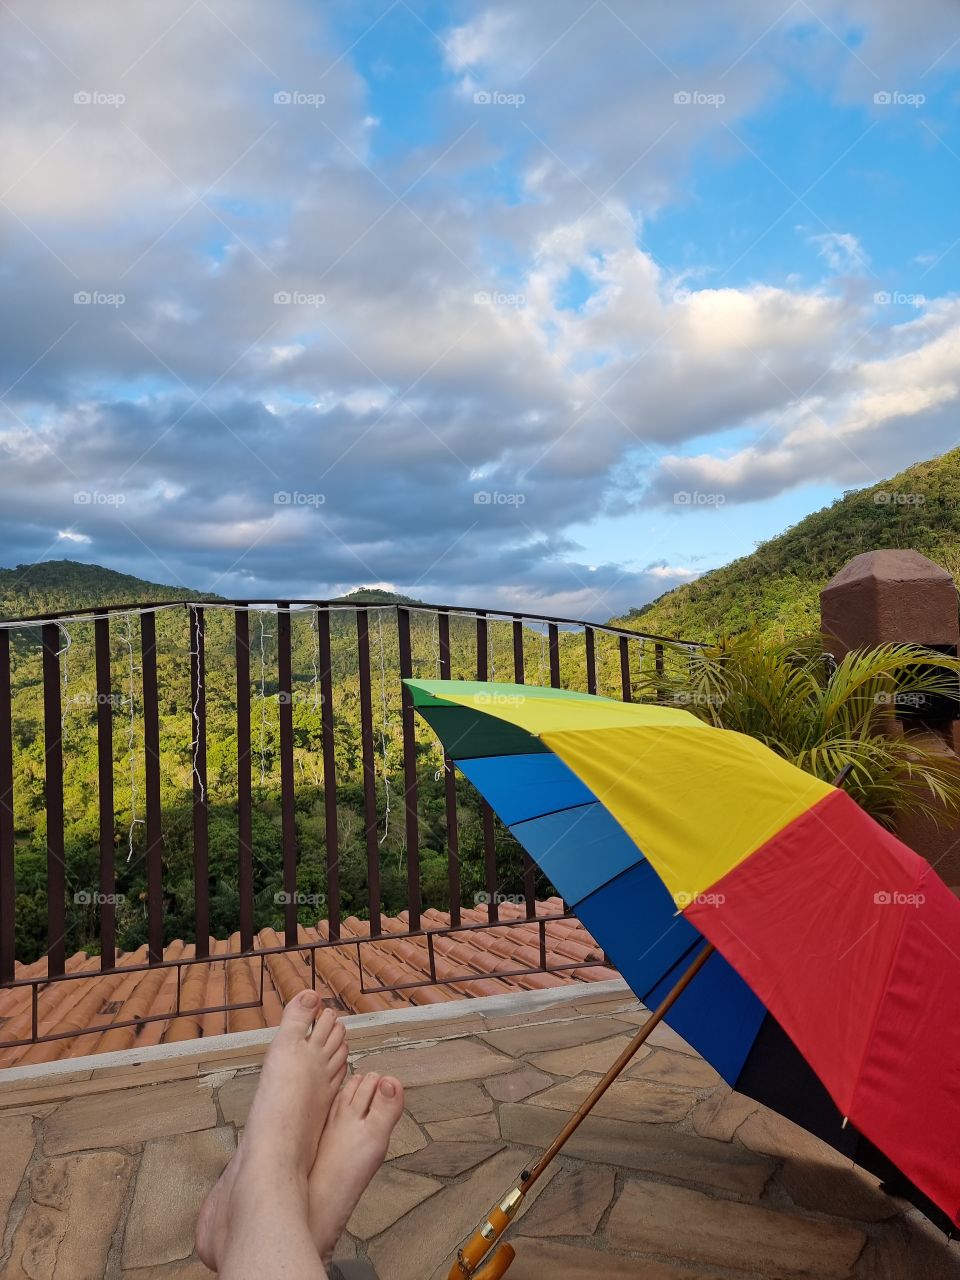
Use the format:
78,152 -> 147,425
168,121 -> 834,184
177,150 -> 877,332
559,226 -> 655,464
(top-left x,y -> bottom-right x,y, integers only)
195,991 -> 348,1273
307,1071 -> 406,1261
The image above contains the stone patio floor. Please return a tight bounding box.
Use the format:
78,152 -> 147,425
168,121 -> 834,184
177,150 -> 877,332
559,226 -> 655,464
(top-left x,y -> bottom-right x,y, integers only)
0,981 -> 957,1279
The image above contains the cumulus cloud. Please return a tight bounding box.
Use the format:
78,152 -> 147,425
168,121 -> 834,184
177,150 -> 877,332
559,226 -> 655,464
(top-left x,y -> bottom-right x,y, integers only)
1,0 -> 959,618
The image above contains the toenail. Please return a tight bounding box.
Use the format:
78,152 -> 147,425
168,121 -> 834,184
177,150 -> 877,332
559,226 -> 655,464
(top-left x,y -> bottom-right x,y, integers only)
380,1080 -> 396,1097
299,990 -> 319,1008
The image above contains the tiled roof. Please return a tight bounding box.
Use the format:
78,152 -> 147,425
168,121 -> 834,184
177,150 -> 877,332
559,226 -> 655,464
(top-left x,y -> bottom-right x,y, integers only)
0,898 -> 615,1067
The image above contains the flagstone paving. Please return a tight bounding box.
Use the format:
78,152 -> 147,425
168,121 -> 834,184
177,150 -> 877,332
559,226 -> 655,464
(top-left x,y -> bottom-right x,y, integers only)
0,986 -> 957,1279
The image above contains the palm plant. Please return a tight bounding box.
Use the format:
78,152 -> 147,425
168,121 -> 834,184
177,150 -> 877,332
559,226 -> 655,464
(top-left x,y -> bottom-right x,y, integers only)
638,632 -> 960,829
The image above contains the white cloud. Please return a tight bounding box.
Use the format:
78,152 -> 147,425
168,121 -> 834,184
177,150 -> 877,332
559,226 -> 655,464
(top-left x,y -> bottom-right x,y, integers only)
0,0 -> 959,616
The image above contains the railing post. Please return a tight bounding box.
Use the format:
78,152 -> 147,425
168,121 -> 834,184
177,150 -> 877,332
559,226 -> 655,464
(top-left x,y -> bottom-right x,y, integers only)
277,602 -> 298,946
42,624 -> 66,976
397,607 -> 421,931
619,635 -> 632,702
585,626 -> 597,696
141,611 -> 164,964
94,611 -> 116,970
548,622 -> 560,687
0,631 -> 15,983
512,615 -> 525,684
356,608 -> 381,936
317,607 -> 340,939
235,607 -> 254,951
476,612 -> 498,922
190,607 -> 209,957
438,611 -> 461,924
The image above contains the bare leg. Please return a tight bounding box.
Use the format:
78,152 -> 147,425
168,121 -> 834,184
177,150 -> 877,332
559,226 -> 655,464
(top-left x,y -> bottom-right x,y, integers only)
195,990 -> 347,1276
307,1071 -> 406,1264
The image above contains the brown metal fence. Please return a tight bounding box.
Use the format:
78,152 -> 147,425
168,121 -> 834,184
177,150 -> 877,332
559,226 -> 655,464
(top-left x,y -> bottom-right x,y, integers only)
0,598 -> 699,1047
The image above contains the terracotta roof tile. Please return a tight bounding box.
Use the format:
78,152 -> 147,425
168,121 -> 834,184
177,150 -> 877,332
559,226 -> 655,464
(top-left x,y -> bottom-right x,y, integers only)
0,899 -> 611,1065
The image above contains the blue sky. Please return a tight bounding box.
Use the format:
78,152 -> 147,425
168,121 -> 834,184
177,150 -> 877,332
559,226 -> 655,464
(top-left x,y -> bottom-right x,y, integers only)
1,0 -> 959,618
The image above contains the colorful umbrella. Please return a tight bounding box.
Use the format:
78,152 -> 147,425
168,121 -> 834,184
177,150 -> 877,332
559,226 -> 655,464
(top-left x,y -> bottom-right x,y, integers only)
408,678 -> 960,1262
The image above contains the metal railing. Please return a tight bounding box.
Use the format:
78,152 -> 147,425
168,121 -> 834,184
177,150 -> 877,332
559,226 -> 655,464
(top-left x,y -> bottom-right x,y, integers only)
0,596 -> 699,1045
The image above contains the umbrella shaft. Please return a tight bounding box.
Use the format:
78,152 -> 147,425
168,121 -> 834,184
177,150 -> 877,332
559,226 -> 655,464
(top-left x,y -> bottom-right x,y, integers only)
521,940 -> 717,1192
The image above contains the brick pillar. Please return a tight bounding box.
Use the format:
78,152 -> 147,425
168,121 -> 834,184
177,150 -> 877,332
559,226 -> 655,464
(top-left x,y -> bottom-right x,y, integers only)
820,549 -> 960,887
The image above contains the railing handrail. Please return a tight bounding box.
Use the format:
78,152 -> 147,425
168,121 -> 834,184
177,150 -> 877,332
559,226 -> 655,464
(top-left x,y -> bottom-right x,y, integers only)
0,596 -> 703,648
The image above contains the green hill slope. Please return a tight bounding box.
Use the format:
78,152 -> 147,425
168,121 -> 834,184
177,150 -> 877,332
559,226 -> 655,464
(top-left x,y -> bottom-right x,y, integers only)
616,449 -> 960,640
0,561 -> 208,620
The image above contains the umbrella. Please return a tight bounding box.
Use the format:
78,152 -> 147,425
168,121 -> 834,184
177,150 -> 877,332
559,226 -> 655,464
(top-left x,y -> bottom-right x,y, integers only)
407,678 -> 960,1277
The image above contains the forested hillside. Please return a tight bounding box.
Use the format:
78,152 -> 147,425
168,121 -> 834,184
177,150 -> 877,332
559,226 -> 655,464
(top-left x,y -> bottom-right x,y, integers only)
618,449 -> 960,640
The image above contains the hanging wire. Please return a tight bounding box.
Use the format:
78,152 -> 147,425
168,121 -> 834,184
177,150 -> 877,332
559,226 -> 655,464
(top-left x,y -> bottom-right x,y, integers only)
375,609 -> 392,846
121,613 -> 144,862
54,621 -> 72,733
538,622 -> 546,686
310,606 -> 321,712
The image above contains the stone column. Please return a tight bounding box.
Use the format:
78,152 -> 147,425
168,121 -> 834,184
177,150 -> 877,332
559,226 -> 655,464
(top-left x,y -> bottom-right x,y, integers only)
820,549 -> 960,888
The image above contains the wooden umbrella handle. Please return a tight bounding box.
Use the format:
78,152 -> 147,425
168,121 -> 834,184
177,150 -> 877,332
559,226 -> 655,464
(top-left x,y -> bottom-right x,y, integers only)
447,1189 -> 522,1278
